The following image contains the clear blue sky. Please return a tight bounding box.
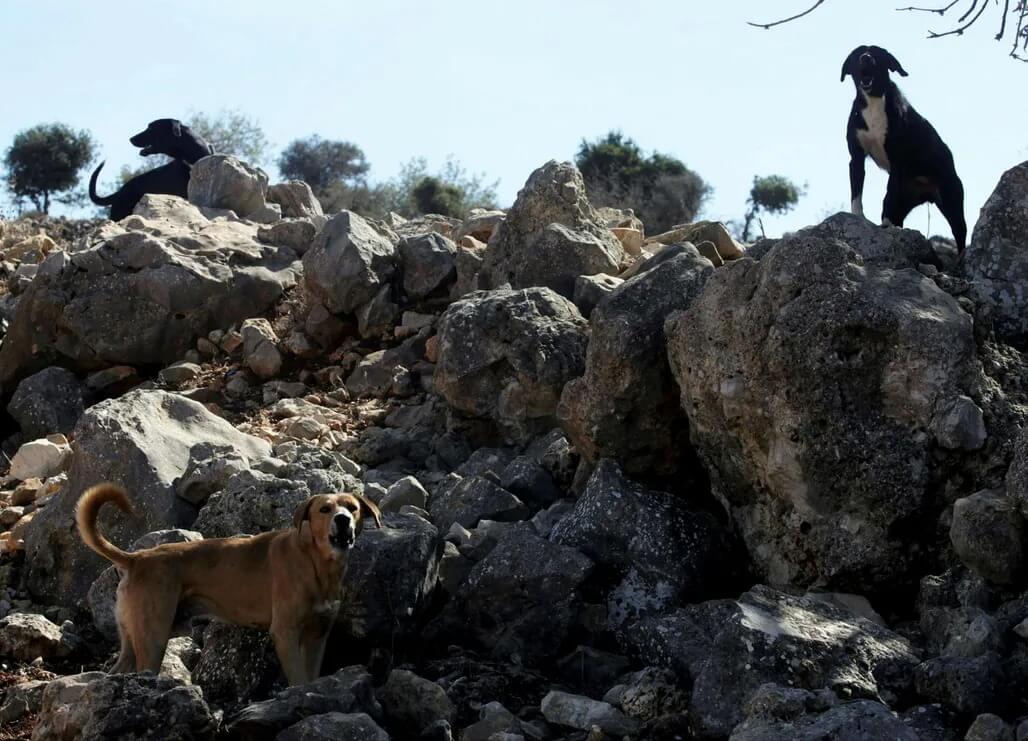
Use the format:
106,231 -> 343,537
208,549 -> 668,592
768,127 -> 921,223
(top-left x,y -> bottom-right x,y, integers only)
3,1 -> 1026,238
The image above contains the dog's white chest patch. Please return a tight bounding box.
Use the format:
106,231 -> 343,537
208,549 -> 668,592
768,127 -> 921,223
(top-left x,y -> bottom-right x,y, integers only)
857,93 -> 890,171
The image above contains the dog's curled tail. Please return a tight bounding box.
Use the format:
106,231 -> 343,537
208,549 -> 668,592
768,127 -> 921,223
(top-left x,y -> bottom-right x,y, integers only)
88,162 -> 114,206
76,483 -> 134,568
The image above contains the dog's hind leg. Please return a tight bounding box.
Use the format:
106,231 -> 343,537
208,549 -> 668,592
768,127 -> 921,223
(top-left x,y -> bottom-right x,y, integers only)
122,581 -> 179,673
938,178 -> 967,251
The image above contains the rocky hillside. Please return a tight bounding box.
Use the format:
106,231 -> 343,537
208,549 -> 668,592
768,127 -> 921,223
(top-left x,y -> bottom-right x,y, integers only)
0,155 -> 1027,740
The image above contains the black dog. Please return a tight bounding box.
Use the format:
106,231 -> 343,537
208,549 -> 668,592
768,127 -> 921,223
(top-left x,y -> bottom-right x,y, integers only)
842,45 -> 966,251
89,119 -> 213,221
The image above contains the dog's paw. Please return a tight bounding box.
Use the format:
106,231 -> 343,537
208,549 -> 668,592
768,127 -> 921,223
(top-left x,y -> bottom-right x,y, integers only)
881,218 -> 894,227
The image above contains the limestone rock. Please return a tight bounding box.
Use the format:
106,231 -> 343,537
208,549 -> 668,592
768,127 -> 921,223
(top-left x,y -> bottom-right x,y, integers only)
187,154 -> 269,219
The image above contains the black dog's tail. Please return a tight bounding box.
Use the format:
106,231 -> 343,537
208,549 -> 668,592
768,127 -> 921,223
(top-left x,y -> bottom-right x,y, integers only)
88,161 -> 114,206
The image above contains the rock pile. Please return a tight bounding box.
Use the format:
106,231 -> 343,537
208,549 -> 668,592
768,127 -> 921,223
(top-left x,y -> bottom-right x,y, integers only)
0,154 -> 1027,740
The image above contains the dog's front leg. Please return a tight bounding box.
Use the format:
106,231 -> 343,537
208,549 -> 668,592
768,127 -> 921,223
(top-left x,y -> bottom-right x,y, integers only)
849,153 -> 866,218
272,623 -> 309,686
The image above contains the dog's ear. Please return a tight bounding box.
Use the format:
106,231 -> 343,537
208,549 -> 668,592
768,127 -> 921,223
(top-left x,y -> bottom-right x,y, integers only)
355,494 -> 382,528
171,120 -> 182,138
877,47 -> 908,77
840,46 -> 866,81
292,498 -> 315,530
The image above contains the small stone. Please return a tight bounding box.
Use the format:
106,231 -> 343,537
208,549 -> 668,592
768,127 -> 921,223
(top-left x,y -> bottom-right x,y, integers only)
197,337 -> 219,355
241,318 -> 283,379
541,690 -> 641,736
932,395 -> 988,451
0,506 -> 25,526
380,476 -> 429,513
12,478 -> 43,506
221,330 -> 244,354
965,713 -> 1014,741
225,375 -> 251,398
951,490 -> 1027,584
158,361 -> 202,385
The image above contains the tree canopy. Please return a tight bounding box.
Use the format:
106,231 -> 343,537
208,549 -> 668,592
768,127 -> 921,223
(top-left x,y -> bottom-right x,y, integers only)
576,131 -> 709,234
277,136 -> 370,194
740,174 -> 804,241
188,109 -> 270,164
4,123 -> 96,213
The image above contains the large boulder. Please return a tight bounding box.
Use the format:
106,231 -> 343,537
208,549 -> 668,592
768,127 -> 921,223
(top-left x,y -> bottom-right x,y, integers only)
0,198 -> 299,394
223,666 -> 379,740
479,161 -> 624,296
336,512 -> 443,643
730,690 -> 917,741
302,210 -> 397,315
434,287 -> 587,444
7,367 -> 84,439
398,232 -> 458,300
32,672 -> 216,741
1010,426 -> 1028,517
791,212 -> 937,269
962,161 -> 1028,347
559,244 -> 713,477
626,586 -> 920,738
187,154 -> 269,219
950,490 -> 1027,584
551,460 -> 731,628
667,233 -> 984,594
22,390 -> 270,604
432,524 -> 593,664
267,180 -> 324,219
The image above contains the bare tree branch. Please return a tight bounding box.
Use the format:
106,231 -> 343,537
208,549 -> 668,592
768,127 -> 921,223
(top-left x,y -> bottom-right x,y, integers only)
757,0 -> 1028,62
747,0 -> 827,30
927,0 -> 989,37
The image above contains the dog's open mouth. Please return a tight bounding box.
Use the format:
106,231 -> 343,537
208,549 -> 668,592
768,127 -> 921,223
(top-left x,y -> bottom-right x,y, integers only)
859,75 -> 874,91
138,145 -> 156,156
329,531 -> 356,549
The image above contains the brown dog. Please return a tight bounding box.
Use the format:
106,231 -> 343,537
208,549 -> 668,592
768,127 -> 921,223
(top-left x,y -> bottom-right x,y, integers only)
76,483 -> 381,686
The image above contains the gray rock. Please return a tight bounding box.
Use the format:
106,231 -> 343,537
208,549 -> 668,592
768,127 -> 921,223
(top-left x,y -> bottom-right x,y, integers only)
540,690 -> 641,736
303,210 -> 397,315
914,653 -> 1007,716
920,606 -> 1003,659
336,512 -> 443,643
963,161 -> 1028,347
0,205 -> 298,395
276,712 -> 388,741
241,318 -> 283,379
8,367 -> 84,439
965,714 -> 1014,741
87,529 -> 203,639
950,490 -> 1027,584
561,245 -> 712,478
480,161 -> 624,297
1008,426 -> 1028,519
0,612 -> 78,662
398,232 -> 458,300
193,622 -> 280,708
10,436 -> 71,481
159,361 -> 202,385
625,585 -> 919,739
267,180 -> 324,219
32,672 -> 216,741
434,287 -> 587,444
454,243 -> 485,297
193,466 -> 359,539
455,448 -> 516,479
22,390 -> 270,604
380,476 -> 428,513
571,273 -> 623,318
730,696 -> 917,741
355,284 -> 400,338
224,666 -> 379,740
498,455 -> 560,509
792,211 -> 936,268
257,218 -> 318,254
377,669 -> 455,736
0,679 -> 46,725
174,442 -> 253,505
428,475 -> 528,532
187,154 -> 269,219
454,209 -> 505,244
433,525 -> 592,664
932,395 -> 988,451
556,646 -> 632,698
667,231 -> 983,593
603,667 -> 689,722
551,460 -> 730,627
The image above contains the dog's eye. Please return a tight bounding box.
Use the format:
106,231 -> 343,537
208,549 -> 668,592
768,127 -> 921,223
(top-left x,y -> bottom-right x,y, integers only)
319,505 -> 331,513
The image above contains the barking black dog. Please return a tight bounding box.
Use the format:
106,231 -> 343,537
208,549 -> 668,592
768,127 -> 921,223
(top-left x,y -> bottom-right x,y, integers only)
842,45 -> 966,251
89,119 -> 214,221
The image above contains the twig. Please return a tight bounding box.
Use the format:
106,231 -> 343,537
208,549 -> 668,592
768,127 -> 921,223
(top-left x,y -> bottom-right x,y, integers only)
928,0 -> 990,36
748,0 -> 827,29
997,0 -> 1010,39
896,1 -> 961,13
957,0 -> 980,23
